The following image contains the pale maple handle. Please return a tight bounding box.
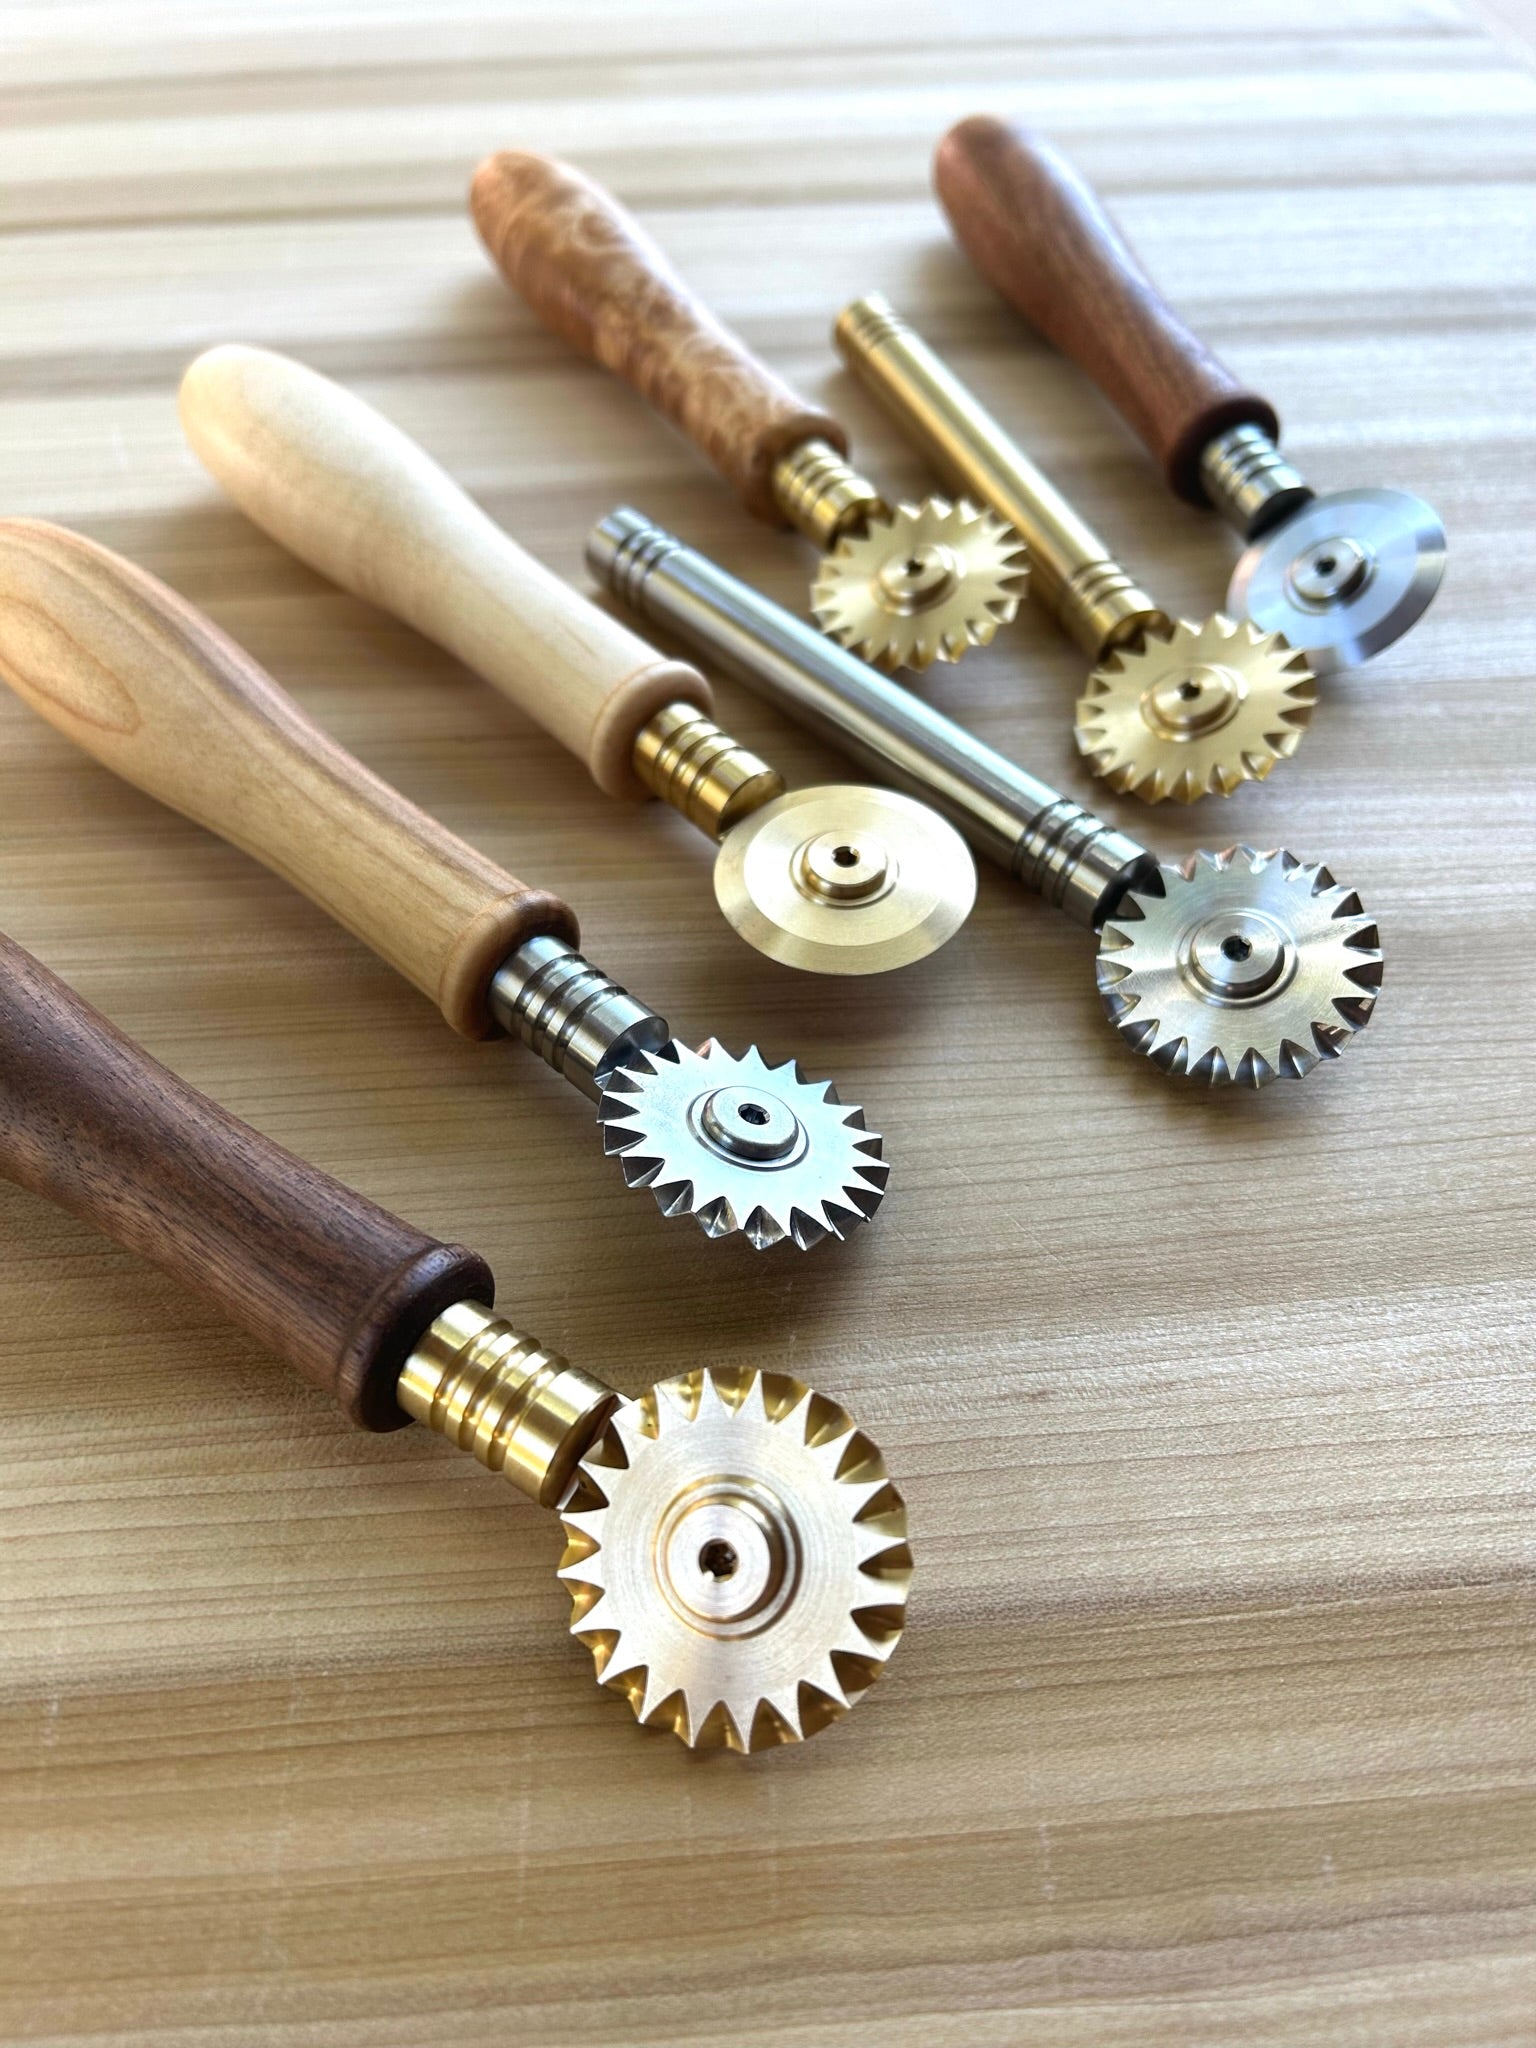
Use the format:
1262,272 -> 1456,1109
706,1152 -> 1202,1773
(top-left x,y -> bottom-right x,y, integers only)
0,520 -> 576,1038
179,344 -> 709,798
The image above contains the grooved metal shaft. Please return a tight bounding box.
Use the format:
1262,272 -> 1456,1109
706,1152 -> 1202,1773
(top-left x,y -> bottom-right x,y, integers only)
835,294 -> 1166,660
1199,423 -> 1315,540
590,510 -> 1157,929
490,934 -> 671,1100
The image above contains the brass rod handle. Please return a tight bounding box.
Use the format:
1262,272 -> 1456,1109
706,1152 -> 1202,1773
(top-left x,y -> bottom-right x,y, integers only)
470,148 -> 842,525
0,928 -> 492,1432
934,116 -> 1278,506
834,294 -> 1167,660
0,520 -> 576,1038
179,344 -> 711,800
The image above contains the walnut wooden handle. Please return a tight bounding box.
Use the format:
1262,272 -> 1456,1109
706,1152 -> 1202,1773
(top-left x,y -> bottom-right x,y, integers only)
470,148 -> 841,524
179,346 -> 710,799
934,116 -> 1279,506
0,930 -> 492,1430
0,521 -> 577,1038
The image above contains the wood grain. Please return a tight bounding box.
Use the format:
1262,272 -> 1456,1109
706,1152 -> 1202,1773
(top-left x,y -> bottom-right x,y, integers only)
179,343 -> 712,798
936,117 -> 1280,504
0,518 -> 577,1035
0,3 -> 1533,2043
0,928 -> 492,1430
472,148 -> 844,523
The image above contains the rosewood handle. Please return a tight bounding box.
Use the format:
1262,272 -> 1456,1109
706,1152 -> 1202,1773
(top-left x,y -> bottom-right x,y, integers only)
934,116 -> 1278,506
470,148 -> 841,525
0,521 -> 577,1039
0,931 -> 492,1429
179,346 -> 711,799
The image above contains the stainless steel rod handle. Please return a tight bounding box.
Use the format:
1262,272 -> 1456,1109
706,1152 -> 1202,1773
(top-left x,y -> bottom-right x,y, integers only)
588,508 -> 1154,929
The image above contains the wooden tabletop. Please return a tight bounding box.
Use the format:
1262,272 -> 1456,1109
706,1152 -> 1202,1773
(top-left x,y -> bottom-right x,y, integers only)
1,2 -> 1533,2041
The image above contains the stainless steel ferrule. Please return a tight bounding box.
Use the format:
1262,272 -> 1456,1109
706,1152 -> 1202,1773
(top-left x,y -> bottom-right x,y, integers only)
589,509 -> 1156,930
490,935 -> 671,1100
1199,424 -> 1315,540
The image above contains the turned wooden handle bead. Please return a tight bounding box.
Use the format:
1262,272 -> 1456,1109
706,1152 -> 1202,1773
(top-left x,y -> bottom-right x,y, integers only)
0,521 -> 577,1038
0,931 -> 492,1430
934,116 -> 1279,506
470,148 -> 841,525
180,346 -> 711,799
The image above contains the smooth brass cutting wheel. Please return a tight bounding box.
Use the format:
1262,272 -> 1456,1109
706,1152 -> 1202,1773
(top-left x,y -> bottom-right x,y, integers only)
713,782 -> 978,975
1096,846 -> 1383,1087
559,1365 -> 911,1751
811,496 -> 1025,672
1074,614 -> 1317,804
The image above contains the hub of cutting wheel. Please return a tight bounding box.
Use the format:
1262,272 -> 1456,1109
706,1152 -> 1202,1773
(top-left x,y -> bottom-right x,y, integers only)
1142,660 -> 1247,738
875,542 -> 962,614
696,1084 -> 807,1165
1181,909 -> 1297,1005
1286,535 -> 1372,607
657,1476 -> 800,1636
794,829 -> 896,906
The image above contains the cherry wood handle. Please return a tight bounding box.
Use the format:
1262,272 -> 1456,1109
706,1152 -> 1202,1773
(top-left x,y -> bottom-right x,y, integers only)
0,930 -> 492,1430
934,116 -> 1279,505
470,148 -> 841,525
180,346 -> 711,799
0,521 -> 577,1038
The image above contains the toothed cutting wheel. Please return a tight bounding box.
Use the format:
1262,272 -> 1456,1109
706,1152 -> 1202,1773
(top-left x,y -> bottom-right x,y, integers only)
1096,846 -> 1382,1086
1075,615 -> 1316,804
558,1366 -> 911,1750
811,496 -> 1025,672
597,1040 -> 887,1249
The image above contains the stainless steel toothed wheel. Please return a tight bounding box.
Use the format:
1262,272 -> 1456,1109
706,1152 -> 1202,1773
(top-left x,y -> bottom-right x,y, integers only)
1095,846 -> 1383,1086
597,1040 -> 888,1249
1074,615 -> 1316,804
558,1366 -> 911,1750
811,497 -> 1025,672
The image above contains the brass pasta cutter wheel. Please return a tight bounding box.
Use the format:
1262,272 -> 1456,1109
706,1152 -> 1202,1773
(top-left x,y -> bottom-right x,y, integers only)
0,521 -> 889,1251
835,294 -> 1316,805
468,149 -> 1024,672
591,512 -> 1384,1090
0,932 -> 909,1749
179,346 -> 975,978
935,118 -> 1445,674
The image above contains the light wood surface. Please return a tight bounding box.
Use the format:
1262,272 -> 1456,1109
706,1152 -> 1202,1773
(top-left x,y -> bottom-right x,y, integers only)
0,3 -> 1533,2042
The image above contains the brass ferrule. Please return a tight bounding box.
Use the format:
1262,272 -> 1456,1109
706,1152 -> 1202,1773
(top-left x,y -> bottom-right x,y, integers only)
1199,423 -> 1315,541
770,437 -> 888,548
633,699 -> 785,840
835,294 -> 1168,661
398,1300 -> 620,1509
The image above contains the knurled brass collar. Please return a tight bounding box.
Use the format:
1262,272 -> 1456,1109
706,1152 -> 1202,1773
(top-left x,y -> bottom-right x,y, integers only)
398,1300 -> 618,1508
633,699 -> 786,840
770,437 -> 888,549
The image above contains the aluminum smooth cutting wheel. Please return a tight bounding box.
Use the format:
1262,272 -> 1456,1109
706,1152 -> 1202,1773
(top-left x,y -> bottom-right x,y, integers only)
811,496 -> 1025,671
597,1039 -> 888,1249
1074,615 -> 1316,804
1095,845 -> 1383,1086
558,1365 -> 911,1750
